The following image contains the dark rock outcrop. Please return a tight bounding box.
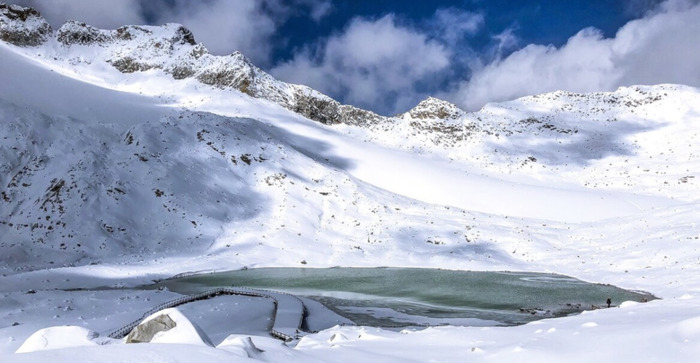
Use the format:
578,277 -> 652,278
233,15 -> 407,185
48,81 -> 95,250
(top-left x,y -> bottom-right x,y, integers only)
399,97 -> 465,120
57,21 -> 109,45
0,3 -> 51,46
125,313 -> 177,343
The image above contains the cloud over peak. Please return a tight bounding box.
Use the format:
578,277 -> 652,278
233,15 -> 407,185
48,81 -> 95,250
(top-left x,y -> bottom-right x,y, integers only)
272,14 -> 453,115
451,0 -> 700,110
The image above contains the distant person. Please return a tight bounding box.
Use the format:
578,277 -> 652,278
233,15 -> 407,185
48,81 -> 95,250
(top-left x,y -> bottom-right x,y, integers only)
606,298 -> 612,308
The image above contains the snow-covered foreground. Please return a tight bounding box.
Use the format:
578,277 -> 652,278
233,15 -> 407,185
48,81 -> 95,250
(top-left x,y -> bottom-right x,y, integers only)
2,9 -> 700,361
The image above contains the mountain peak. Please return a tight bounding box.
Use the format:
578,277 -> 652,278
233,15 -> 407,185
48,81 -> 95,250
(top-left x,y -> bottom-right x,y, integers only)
400,96 -> 465,121
55,21 -> 196,48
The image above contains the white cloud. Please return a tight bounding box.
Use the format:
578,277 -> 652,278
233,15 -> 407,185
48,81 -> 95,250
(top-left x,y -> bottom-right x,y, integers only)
299,0 -> 333,22
450,0 -> 700,110
489,26 -> 520,59
148,0 -> 335,63
430,8 -> 483,45
149,0 -> 278,62
623,0 -> 667,16
271,14 -> 451,115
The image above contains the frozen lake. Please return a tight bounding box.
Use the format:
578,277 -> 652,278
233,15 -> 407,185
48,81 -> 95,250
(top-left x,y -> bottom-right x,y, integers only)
150,268 -> 656,328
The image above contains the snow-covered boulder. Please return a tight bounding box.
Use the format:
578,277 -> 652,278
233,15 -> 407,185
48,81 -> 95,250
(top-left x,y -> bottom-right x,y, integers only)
217,335 -> 265,359
0,3 -> 51,46
15,326 -> 106,353
673,315 -> 700,343
125,308 -> 214,346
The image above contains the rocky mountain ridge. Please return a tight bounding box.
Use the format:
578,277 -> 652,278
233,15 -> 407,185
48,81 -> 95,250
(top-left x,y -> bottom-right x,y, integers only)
0,4 -> 397,126
2,3 -> 529,139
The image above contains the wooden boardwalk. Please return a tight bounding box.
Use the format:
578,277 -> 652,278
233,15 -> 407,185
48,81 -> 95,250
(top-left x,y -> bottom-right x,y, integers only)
108,287 -> 309,342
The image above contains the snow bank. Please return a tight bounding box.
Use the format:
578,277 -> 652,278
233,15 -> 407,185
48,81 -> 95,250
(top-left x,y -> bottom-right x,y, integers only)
15,326 -> 106,353
217,335 -> 264,359
14,308 -> 215,354
674,316 -> 700,344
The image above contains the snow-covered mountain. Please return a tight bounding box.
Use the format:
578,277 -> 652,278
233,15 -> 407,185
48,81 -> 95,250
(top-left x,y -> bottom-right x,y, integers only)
2,4 -> 700,362
3,4 -> 697,273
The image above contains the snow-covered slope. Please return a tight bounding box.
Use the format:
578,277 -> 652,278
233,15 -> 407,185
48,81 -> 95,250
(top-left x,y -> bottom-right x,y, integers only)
2,35 -> 689,272
368,85 -> 700,200
2,4 -> 700,362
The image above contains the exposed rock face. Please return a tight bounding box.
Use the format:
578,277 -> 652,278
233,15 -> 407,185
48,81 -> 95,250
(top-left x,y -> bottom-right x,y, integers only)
54,22 -> 200,74
0,3 -> 51,46
57,21 -> 196,48
110,56 -> 156,73
292,89 -> 341,124
186,51 -> 384,126
337,104 -> 385,126
291,88 -> 385,126
194,52 -> 258,96
124,309 -> 214,346
57,21 -> 110,45
125,313 -> 177,343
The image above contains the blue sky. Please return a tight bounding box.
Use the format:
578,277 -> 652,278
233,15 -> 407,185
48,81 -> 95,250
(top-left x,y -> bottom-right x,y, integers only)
14,0 -> 700,115
271,0 -> 643,62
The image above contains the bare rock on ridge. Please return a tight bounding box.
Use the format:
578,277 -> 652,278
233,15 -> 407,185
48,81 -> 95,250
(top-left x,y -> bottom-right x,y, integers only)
399,96 -> 465,120
0,3 -> 51,46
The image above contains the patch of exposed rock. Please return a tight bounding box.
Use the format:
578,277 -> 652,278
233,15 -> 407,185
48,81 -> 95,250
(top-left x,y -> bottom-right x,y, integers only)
292,88 -> 384,126
126,313 -> 177,343
54,21 -> 199,74
124,308 -> 214,346
399,97 -> 465,120
189,51 -> 384,126
57,21 -> 110,45
0,3 -> 51,46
